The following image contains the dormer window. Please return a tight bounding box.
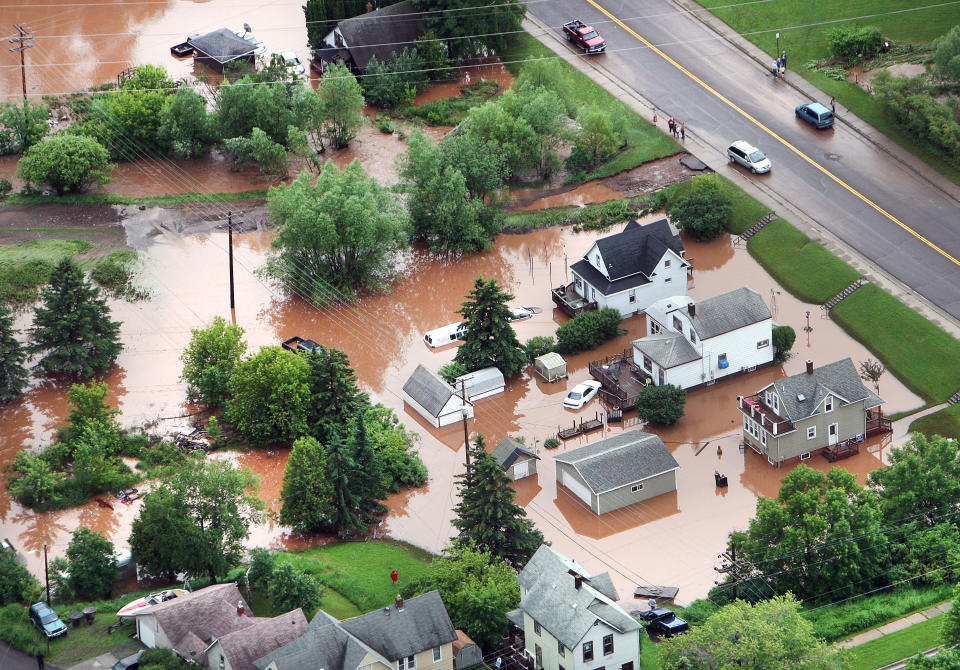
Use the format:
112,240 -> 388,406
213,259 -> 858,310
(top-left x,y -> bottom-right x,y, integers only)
673,316 -> 683,331
824,395 -> 834,413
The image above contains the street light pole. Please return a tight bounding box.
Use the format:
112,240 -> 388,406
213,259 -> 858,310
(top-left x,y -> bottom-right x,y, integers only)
776,32 -> 780,59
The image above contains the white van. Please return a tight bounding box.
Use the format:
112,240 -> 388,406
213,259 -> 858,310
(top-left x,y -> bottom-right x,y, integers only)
424,322 -> 468,348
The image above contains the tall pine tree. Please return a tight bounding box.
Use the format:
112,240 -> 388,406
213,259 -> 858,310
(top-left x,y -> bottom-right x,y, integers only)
28,258 -> 121,378
326,433 -> 365,537
452,435 -> 545,568
454,277 -> 527,378
0,302 -> 29,403
350,411 -> 387,522
305,345 -> 368,444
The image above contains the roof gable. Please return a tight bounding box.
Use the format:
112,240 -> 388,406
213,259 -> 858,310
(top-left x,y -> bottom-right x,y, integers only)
772,358 -> 884,422
220,609 -> 308,670
681,287 -> 771,339
553,431 -> 679,493
340,591 -> 457,661
146,583 -> 255,657
632,332 -> 700,369
491,437 -> 540,468
403,364 -> 456,417
338,0 -> 423,71
592,219 -> 684,281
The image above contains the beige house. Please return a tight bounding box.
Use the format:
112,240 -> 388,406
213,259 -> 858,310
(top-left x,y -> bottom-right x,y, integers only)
254,591 -> 457,670
738,358 -> 889,465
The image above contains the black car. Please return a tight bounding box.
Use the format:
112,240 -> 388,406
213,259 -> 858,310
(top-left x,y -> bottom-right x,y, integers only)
111,651 -> 144,670
28,602 -> 67,639
639,607 -> 690,637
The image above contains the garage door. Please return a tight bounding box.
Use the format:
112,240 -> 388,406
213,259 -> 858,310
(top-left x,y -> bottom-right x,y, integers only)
561,470 -> 592,506
513,461 -> 529,479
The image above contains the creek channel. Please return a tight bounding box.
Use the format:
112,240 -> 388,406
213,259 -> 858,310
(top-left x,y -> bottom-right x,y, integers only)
0,206 -> 923,604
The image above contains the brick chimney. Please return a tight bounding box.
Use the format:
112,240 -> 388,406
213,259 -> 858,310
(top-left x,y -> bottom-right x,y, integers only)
574,574 -> 582,590
396,594 -> 404,611
806,360 -> 814,375
687,302 -> 696,317
237,600 -> 245,617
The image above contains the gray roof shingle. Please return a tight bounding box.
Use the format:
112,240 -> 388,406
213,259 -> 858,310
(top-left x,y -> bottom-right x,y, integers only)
515,546 -> 639,650
769,358 -> 884,422
403,364 -> 456,417
491,437 -> 539,469
679,287 -> 771,339
187,28 -> 256,64
632,332 -> 700,369
553,431 -> 679,493
340,591 -> 457,661
338,0 -> 423,71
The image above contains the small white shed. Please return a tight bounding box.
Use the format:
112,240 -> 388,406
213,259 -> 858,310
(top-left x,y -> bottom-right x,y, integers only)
403,364 -> 474,428
455,367 -> 505,401
534,352 -> 567,382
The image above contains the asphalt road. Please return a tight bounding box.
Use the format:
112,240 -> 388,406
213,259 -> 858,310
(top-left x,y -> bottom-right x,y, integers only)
529,0 -> 960,320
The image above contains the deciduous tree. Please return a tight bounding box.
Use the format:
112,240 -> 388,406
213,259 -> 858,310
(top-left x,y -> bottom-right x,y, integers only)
907,649 -> 960,670
224,127 -> 289,177
441,132 -> 507,201
362,404 -> 428,492
316,62 -> 364,148
0,100 -> 48,153
65,528 -> 118,599
454,277 -> 527,378
158,87 -> 217,158
180,316 -> 247,408
0,302 -> 28,404
934,25 -> 960,81
17,134 -> 114,194
130,487 -> 198,581
0,550 -> 40,606
669,190 -> 732,242
452,435 -> 545,568
28,258 -> 122,378
635,384 -> 686,425
268,562 -> 324,613
859,357 -> 885,393
265,162 -> 407,301
411,0 -> 525,58
772,324 -> 796,362
941,585 -> 960,648
573,109 -> 619,169
279,436 -> 335,532
362,49 -> 428,109
869,433 -> 960,524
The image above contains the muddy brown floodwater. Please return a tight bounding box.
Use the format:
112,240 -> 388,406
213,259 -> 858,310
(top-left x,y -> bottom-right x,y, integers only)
0,207 -> 923,606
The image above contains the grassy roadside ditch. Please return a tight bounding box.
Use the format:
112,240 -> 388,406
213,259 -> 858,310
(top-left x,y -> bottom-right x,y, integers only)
2,189 -> 269,207
691,0 -> 960,186
846,615 -> 942,670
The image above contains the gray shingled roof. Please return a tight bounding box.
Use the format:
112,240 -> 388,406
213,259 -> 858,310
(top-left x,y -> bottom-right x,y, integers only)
403,364 -> 456,418
338,0 -> 423,71
220,609 -> 308,670
681,287 -> 771,339
632,332 -> 700,369
340,591 -> 457,661
254,611 -> 390,670
553,431 -> 679,494
585,572 -> 619,602
187,28 -> 256,64
491,437 -> 540,469
769,358 -> 884,422
515,546 -> 639,650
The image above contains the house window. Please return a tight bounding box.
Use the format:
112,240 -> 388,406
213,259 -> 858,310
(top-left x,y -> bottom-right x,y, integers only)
433,648 -> 442,662
534,621 -> 541,636
757,339 -> 769,349
664,259 -> 671,267
664,277 -> 672,283
631,483 -> 643,492
583,641 -> 594,662
771,394 -> 779,412
603,635 -> 614,655
535,645 -> 542,670
558,641 -> 565,657
673,316 -> 683,331
591,287 -> 596,301
629,290 -> 636,303
800,452 -> 811,460
575,276 -> 582,290
650,321 -> 661,334
643,355 -> 652,372
658,369 -> 665,385
807,426 -> 816,440
825,396 -> 834,413
398,656 -> 416,670
689,329 -> 697,344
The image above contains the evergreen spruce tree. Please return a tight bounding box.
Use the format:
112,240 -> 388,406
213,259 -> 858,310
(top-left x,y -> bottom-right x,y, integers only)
0,301 -> 29,403
326,433 -> 364,537
305,345 -> 369,444
454,277 -> 527,378
279,436 -> 335,532
28,258 -> 121,378
452,435 -> 546,568
350,411 -> 387,522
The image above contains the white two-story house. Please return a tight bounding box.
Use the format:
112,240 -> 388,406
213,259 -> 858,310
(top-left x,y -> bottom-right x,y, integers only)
567,219 -> 689,318
508,546 -> 640,670
632,286 -> 773,389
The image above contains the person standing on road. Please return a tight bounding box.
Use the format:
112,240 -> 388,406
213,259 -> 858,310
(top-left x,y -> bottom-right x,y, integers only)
680,122 -> 686,141
36,652 -> 45,670
781,50 -> 787,69
830,97 -> 836,115
774,58 -> 781,77
668,117 -> 675,135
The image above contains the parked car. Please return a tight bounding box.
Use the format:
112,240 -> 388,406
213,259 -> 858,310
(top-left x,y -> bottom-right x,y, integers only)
509,306 -> 534,321
563,380 -> 602,409
29,602 -> 67,639
234,29 -> 266,56
424,322 -> 468,348
278,49 -> 305,76
727,140 -> 771,174
111,651 -> 144,670
795,102 -> 834,129
562,19 -> 606,53
640,607 -> 689,637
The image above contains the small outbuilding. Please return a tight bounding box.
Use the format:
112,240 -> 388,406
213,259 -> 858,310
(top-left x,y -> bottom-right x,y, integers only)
534,352 -> 567,382
453,629 -> 482,670
187,28 -> 257,72
403,364 -> 474,428
491,437 -> 539,481
454,367 -> 505,401
554,430 -> 679,514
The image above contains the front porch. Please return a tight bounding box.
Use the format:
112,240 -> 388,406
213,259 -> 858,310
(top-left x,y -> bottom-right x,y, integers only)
589,349 -> 648,410
866,409 -> 893,436
551,282 -> 597,318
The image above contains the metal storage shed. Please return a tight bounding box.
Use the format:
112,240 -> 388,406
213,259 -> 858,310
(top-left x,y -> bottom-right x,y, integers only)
454,367 -> 505,401
534,352 -> 567,382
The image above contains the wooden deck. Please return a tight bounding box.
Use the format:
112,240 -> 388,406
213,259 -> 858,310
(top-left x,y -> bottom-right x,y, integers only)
557,413 -> 605,440
589,349 -> 647,410
551,282 -> 597,318
823,439 -> 861,462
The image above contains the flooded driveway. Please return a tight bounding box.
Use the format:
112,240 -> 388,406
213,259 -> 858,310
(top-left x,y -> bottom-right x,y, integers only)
0,208 -> 922,605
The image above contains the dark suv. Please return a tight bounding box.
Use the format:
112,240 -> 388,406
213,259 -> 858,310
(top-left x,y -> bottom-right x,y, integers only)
29,602 -> 67,639
639,607 -> 690,637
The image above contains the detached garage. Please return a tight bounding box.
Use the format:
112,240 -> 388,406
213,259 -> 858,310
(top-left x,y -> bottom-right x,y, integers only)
455,367 -> 505,401
403,364 -> 474,428
553,430 -> 679,514
491,437 -> 539,481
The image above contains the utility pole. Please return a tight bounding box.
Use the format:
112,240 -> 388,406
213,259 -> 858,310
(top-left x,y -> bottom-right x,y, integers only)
43,543 -> 50,606
460,379 -> 470,469
227,211 -> 236,314
714,539 -> 759,601
9,24 -> 33,102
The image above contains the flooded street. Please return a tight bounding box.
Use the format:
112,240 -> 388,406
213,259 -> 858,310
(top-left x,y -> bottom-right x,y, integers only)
0,208 -> 923,604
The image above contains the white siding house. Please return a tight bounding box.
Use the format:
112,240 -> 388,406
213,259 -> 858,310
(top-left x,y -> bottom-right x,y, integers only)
402,364 -> 474,428
632,286 -> 773,389
509,546 -> 640,670
568,219 -> 689,318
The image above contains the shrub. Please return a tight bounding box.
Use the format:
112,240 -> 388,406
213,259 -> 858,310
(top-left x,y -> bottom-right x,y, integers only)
247,548 -> 276,590
543,437 -> 560,449
669,191 -> 732,242
439,361 -> 469,385
223,127 -> 288,177
0,603 -> 42,655
772,325 -> 796,362
525,335 -> 555,359
17,134 -> 114,194
828,25 -> 884,61
0,178 -> 11,200
635,384 -> 686,425
555,308 -> 622,354
138,648 -> 181,670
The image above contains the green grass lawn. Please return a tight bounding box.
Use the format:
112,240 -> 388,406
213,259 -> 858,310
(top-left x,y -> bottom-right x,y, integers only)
747,219 -> 861,303
693,0 -> 960,184
910,403 -> 960,440
274,539 -> 435,615
845,615 -> 943,670
830,284 -> 960,403
640,638 -> 661,669
3,189 -> 269,207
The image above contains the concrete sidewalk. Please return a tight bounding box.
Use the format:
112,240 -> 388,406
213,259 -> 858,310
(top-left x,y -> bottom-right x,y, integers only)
66,652 -> 120,670
838,601 -> 953,649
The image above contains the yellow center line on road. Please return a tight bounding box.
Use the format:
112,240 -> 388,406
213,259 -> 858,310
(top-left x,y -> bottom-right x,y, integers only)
584,0 -> 960,266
